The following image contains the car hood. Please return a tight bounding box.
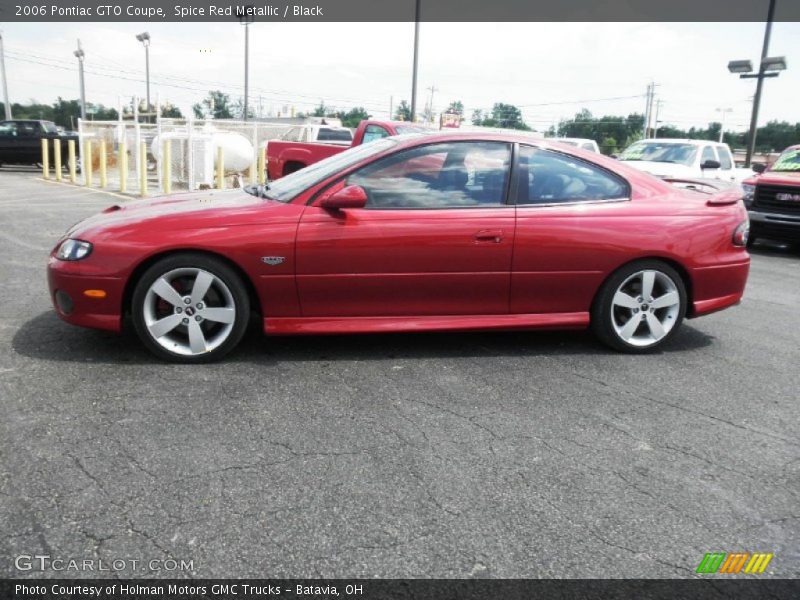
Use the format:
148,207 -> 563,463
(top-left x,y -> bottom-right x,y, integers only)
620,160 -> 697,178
66,189 -> 278,240
749,170 -> 800,187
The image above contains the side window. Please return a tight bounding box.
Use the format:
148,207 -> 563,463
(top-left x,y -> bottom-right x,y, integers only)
17,122 -> 38,137
701,146 -> 717,164
347,141 -> 512,209
717,147 -> 732,170
516,146 -> 628,205
362,125 -> 390,144
0,122 -> 17,137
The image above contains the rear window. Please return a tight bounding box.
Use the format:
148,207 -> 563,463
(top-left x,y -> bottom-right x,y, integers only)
317,128 -> 353,142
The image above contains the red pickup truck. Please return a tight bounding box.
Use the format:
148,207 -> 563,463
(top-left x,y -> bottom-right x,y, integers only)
267,120 -> 430,180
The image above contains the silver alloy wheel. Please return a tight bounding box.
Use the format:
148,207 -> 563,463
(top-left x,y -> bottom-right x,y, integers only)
142,267 -> 236,356
610,269 -> 681,347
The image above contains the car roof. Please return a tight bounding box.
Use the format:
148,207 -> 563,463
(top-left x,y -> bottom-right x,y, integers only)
639,138 -> 725,146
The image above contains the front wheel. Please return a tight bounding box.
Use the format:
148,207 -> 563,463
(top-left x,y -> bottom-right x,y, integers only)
132,254 -> 250,362
592,260 -> 687,353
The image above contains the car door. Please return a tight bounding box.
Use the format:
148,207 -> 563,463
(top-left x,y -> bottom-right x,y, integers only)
0,121 -> 15,162
511,145 -> 632,315
295,140 -> 515,317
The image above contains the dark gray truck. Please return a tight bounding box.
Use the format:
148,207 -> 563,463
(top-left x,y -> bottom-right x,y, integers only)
0,120 -> 80,168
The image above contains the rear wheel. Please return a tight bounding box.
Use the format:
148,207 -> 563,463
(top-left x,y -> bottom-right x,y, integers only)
132,254 -> 250,362
592,260 -> 686,353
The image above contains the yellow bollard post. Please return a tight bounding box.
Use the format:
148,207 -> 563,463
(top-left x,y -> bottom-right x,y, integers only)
139,141 -> 148,198
41,139 -> 50,179
53,140 -> 62,182
119,141 -> 127,193
99,140 -> 107,188
216,146 -> 224,190
163,139 -> 172,195
84,141 -> 93,187
258,146 -> 266,185
68,140 -> 76,183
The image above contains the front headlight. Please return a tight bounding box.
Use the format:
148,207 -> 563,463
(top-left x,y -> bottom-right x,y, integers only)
742,183 -> 755,205
56,239 -> 93,261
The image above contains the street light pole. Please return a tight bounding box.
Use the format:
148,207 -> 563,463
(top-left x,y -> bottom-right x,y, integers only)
410,0 -> 420,122
74,39 -> 86,120
745,0 -> 776,167
244,21 -> 250,121
135,32 -> 151,121
716,107 -> 733,143
0,32 -> 11,120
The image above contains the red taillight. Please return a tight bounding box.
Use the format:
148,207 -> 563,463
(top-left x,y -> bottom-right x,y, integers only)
732,221 -> 750,247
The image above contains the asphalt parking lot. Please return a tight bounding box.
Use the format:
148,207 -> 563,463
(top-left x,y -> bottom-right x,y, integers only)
0,168 -> 798,579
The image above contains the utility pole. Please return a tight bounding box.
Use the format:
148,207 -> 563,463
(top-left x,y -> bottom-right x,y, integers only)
135,33 -> 151,121
653,100 -> 663,137
642,82 -> 652,138
0,31 -> 11,119
716,107 -> 733,142
426,84 -> 438,122
243,20 -> 251,120
410,0 -> 421,122
389,95 -> 393,120
74,39 -> 86,120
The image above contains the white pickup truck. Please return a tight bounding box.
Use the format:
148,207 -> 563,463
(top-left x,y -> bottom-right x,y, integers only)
618,138 -> 755,183
279,123 -> 353,146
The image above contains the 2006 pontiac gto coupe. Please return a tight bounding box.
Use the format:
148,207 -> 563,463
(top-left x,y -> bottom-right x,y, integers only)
48,133 -> 750,362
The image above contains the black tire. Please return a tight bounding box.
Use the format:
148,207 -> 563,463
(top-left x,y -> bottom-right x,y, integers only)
131,253 -> 251,363
591,259 -> 687,353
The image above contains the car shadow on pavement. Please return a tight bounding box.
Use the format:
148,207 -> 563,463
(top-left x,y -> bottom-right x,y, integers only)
12,310 -> 715,365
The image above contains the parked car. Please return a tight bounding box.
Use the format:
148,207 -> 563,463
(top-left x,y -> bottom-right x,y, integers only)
741,144 -> 800,245
0,119 -> 79,168
551,137 -> 600,152
618,138 -> 755,183
267,119 -> 430,180
48,133 -> 750,362
279,123 -> 354,146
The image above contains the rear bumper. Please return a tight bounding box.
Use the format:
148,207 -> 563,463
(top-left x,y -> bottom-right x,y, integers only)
47,257 -> 124,332
748,210 -> 800,242
689,259 -> 749,318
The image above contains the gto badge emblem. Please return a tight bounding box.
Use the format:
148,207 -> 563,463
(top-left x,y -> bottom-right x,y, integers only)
261,256 -> 285,266
776,192 -> 800,202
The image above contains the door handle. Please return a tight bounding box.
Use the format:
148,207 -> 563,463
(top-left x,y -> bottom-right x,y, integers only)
474,229 -> 504,243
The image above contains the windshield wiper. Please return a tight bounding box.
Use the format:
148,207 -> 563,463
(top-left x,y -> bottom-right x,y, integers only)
243,183 -> 271,199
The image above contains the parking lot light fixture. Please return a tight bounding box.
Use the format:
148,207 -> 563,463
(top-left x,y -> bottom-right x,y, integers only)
761,56 -> 787,72
727,60 -> 753,74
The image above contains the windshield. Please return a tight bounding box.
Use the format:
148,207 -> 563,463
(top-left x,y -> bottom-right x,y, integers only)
771,148 -> 800,172
619,142 -> 697,166
261,138 -> 398,202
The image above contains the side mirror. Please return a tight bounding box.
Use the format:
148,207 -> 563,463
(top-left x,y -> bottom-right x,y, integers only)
610,154 -> 619,159
319,185 -> 368,210
701,159 -> 721,170
752,163 -> 766,174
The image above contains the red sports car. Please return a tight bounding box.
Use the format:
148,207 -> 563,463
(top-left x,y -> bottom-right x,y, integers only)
48,133 -> 750,362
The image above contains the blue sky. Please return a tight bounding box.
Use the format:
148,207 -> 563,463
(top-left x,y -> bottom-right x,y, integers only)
2,21 -> 798,132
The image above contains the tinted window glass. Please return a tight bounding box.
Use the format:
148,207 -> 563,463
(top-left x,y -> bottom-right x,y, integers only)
0,122 -> 17,136
317,128 -> 353,142
517,147 -> 628,205
362,125 -> 390,144
348,141 -> 511,209
17,122 -> 38,136
701,146 -> 717,164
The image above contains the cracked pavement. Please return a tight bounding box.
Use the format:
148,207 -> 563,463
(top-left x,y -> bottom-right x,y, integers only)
0,169 -> 798,578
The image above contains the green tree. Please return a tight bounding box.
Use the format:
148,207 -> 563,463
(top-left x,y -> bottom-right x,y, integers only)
160,103 -> 183,118
394,100 -> 412,122
193,90 -> 233,119
600,137 -> 617,156
335,106 -> 370,128
473,103 -> 529,130
446,100 -> 464,116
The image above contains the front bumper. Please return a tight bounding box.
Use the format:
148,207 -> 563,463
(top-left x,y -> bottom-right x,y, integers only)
748,209 -> 800,243
47,256 -> 124,332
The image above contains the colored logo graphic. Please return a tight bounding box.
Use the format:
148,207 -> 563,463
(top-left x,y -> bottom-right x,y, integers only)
696,552 -> 774,574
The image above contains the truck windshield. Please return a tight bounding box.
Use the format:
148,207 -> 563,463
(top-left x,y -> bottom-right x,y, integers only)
619,142 -> 697,166
263,138 -> 398,203
771,148 -> 800,172
395,125 -> 430,135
